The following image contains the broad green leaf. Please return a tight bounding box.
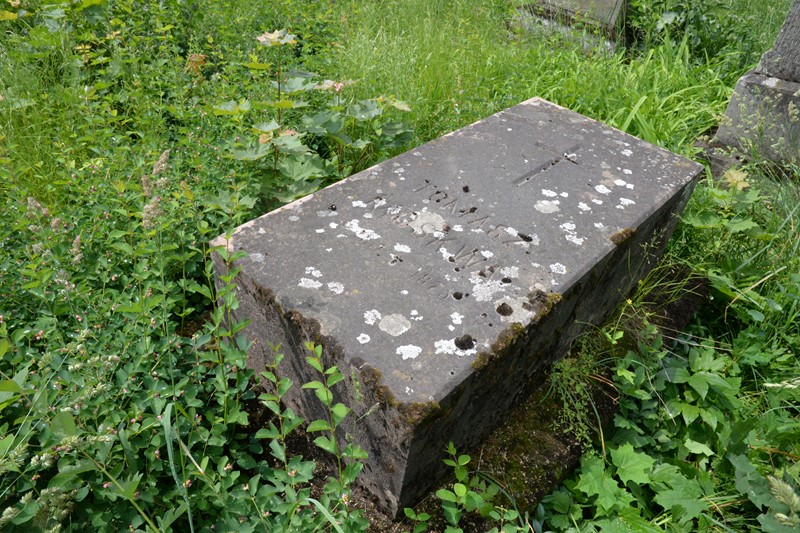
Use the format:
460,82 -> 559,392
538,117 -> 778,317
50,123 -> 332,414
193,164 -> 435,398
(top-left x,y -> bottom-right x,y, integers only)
242,61 -> 271,70
210,100 -> 250,116
51,411 -> 77,438
651,465 -> 707,523
313,435 -> 337,454
436,489 -> 457,503
0,380 -> 21,393
48,459 -> 96,488
610,443 -> 655,485
684,438 -> 714,456
306,420 -> 332,432
683,211 -> 721,229
231,143 -> 272,161
576,455 -> 621,512
728,454 -> 774,509
253,121 -> 280,134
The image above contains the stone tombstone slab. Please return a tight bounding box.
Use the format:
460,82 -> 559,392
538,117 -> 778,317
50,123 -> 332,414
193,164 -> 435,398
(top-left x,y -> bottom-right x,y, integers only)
213,98 -> 702,515
525,0 -> 627,35
716,1 -> 800,164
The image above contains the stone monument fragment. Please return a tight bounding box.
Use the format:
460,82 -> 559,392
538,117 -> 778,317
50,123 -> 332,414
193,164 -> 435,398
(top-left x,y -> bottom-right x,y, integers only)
213,98 -> 702,516
716,0 -> 800,164
521,0 -> 627,37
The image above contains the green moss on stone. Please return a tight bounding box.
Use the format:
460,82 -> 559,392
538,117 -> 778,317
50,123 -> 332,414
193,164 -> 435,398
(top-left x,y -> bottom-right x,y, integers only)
399,401 -> 441,426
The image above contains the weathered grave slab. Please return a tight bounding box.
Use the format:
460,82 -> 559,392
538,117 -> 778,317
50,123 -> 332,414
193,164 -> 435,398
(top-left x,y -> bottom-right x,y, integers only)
522,0 -> 627,36
213,98 -> 702,516
716,1 -> 800,164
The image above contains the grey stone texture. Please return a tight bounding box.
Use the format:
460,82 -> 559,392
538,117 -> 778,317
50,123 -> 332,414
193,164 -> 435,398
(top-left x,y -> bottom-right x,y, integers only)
527,0 -> 627,34
213,98 -> 702,516
758,1 -> 800,83
716,1 -> 800,164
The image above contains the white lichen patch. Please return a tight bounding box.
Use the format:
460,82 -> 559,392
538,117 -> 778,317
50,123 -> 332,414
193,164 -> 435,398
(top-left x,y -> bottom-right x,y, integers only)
500,266 -> 519,278
439,247 -> 454,261
619,198 -> 635,206
560,222 -> 585,246
614,179 -> 627,187
352,200 -> 368,208
560,192 -> 569,198
534,199 -> 560,213
409,210 -> 447,235
315,210 -> 338,218
505,227 -> 518,237
594,222 -> 605,229
592,199 -> 603,205
480,250 -> 494,259
315,228 -> 325,233
249,253 -> 265,263
299,278 -> 323,289
357,333 -> 370,344
305,266 -> 322,278
578,202 -> 591,212
258,228 -> 266,234
452,225 -> 464,232
542,189 -> 558,197
434,339 -> 477,357
379,314 -> 411,337
550,263 -> 567,275
405,386 -> 414,395
327,282 -> 344,294
329,222 -> 338,229
364,309 -> 382,325
397,345 -> 422,360
401,290 -> 409,295
363,213 -> 373,219
345,219 -> 381,241
621,149 -> 633,157
450,312 -> 464,325
622,169 -> 632,175
595,185 -> 612,195
289,216 -> 300,222
393,243 -> 411,254
469,274 -> 505,302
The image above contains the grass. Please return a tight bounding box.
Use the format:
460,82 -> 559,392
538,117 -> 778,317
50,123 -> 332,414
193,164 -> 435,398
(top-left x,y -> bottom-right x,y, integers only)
1,0 -> 799,531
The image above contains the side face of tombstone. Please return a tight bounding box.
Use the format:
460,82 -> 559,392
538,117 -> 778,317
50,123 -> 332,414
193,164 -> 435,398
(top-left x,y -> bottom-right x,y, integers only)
213,98 -> 702,516
716,1 -> 800,164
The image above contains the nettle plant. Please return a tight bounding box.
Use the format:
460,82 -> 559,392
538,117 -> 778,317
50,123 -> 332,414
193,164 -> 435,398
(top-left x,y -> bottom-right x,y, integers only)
213,29 -> 413,209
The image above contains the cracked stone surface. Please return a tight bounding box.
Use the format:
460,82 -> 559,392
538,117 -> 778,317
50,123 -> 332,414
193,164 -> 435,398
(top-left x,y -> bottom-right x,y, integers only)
213,97 -> 702,516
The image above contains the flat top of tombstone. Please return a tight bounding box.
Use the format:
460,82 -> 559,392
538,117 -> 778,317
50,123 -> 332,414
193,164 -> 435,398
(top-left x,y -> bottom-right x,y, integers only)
218,98 -> 699,404
529,0 -> 626,28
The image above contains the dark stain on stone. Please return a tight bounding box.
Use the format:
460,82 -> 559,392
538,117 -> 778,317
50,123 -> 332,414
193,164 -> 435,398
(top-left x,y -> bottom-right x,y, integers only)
468,207 -> 478,213
462,186 -> 470,193
496,303 -> 513,316
329,204 -> 337,211
452,292 -> 464,300
454,334 -> 475,350
359,364 -> 398,408
501,277 -> 512,284
399,401 -> 441,427
610,227 -> 635,246
518,233 -> 533,242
